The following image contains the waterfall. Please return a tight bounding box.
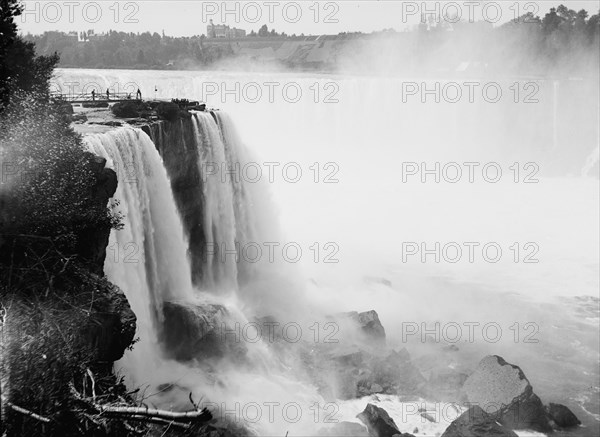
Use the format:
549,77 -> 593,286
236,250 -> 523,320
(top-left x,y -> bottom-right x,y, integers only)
83,127 -> 194,383
82,117 -> 320,436
189,111 -> 264,292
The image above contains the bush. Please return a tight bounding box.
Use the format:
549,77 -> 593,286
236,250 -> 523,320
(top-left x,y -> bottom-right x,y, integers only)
0,274 -> 141,437
0,92 -> 122,254
110,100 -> 145,118
156,101 -> 181,121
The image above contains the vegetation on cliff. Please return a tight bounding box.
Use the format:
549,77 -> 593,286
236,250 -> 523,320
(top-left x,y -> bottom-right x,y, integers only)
0,2 -> 142,435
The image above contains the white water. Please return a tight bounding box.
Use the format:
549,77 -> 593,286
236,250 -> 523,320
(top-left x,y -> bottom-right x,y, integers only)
84,128 -> 194,384
68,68 -> 599,436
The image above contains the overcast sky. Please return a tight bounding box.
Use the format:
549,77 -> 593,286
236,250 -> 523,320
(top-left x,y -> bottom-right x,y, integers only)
18,1 -> 600,37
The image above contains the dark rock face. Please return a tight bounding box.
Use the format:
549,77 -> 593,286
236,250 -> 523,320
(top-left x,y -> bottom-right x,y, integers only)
545,403 -> 581,428
462,355 -> 552,433
162,301 -> 247,362
74,154 -> 137,364
76,153 -> 118,275
357,404 -> 414,437
441,406 -> 519,437
145,119 -> 207,286
87,276 -> 137,363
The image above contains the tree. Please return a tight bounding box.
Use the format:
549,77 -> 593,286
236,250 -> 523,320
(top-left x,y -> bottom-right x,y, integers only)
136,48 -> 146,64
258,24 -> 269,37
542,7 -> 562,34
0,0 -> 58,112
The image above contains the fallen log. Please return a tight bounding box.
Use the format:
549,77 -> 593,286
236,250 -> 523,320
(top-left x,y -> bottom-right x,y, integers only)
113,414 -> 191,429
96,405 -> 212,422
7,402 -> 51,423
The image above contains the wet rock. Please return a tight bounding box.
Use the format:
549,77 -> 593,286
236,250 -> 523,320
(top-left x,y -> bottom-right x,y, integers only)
371,349 -> 427,395
462,355 -> 552,433
327,347 -> 426,399
545,403 -> 581,428
162,301 -> 247,362
441,406 -> 518,437
146,119 -> 209,286
76,154 -> 118,274
86,276 -> 137,363
357,403 -> 414,437
341,310 -> 386,344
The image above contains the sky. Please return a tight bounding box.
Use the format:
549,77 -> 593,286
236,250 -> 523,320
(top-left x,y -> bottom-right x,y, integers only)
17,1 -> 600,37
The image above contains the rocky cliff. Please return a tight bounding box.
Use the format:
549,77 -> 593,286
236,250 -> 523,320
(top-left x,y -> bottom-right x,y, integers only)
142,117 -> 207,286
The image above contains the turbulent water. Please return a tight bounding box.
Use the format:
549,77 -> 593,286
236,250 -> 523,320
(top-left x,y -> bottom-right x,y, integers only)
68,68 -> 600,436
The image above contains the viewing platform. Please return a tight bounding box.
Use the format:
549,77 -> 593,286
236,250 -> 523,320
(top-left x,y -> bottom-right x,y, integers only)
51,91 -> 137,104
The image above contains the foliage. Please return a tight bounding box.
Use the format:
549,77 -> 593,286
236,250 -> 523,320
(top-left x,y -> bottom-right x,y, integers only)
0,263 -> 142,437
0,92 -> 122,255
0,0 -> 59,112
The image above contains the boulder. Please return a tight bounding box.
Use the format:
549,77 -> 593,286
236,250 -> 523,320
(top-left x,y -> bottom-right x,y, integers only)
357,403 -> 414,437
441,406 -> 518,437
462,355 -> 552,432
341,310 -> 386,344
545,403 -> 581,428
83,274 -> 136,364
371,349 -> 427,395
162,301 -> 247,362
326,347 -> 426,399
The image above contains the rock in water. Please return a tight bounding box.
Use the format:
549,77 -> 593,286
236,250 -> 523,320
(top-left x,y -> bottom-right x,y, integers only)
441,406 -> 519,437
462,355 -> 552,432
356,404 -> 414,437
162,301 -> 247,362
340,310 -> 386,344
545,403 -> 581,428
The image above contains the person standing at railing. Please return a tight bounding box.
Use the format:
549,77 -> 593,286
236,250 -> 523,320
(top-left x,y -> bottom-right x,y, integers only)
106,89 -> 110,101
91,89 -> 96,101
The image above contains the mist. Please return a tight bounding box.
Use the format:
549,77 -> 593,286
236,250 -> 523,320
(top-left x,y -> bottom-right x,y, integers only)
43,10 -> 600,436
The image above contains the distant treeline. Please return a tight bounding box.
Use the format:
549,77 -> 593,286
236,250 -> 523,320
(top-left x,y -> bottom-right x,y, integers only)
23,5 -> 600,74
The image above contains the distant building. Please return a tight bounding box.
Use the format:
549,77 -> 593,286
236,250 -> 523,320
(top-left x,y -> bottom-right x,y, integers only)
207,20 -> 246,38
76,29 -> 95,42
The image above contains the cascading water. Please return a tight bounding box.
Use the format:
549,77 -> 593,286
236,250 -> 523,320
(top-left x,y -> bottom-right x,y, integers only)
191,112 -> 241,291
82,114 -> 323,436
84,127 -> 194,384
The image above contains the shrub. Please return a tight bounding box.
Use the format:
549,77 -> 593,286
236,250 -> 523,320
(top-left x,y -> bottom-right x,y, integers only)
0,91 -> 122,255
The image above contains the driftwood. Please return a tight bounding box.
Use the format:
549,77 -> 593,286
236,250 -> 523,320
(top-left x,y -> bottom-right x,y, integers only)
112,414 -> 192,429
69,383 -> 212,428
6,402 -> 51,423
96,405 -> 212,422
